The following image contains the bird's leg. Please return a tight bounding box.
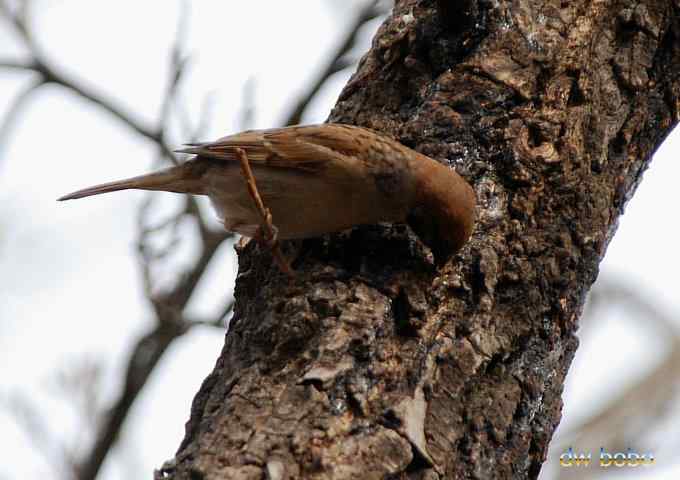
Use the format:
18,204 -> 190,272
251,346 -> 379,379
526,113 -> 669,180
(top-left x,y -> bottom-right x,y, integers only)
235,148 -> 293,277
253,221 -> 279,248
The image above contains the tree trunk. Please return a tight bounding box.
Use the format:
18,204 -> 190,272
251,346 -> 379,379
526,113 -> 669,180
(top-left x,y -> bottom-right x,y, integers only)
158,1 -> 680,479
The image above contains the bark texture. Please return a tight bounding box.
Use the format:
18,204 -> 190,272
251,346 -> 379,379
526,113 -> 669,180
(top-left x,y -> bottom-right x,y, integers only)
159,1 -> 680,479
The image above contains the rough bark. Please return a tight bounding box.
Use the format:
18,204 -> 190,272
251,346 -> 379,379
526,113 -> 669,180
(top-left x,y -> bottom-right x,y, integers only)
158,1 -> 680,479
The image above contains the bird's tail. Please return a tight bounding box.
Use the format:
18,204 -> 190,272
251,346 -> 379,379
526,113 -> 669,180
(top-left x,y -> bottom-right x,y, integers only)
58,162 -> 208,201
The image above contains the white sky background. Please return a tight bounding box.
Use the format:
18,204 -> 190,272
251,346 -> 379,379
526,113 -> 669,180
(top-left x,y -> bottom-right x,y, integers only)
0,1 -> 678,479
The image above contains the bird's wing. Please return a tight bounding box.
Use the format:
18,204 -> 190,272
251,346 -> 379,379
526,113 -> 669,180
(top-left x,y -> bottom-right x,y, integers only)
175,124 -> 368,173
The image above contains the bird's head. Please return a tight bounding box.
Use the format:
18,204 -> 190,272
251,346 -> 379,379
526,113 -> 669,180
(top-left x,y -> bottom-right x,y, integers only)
407,160 -> 476,266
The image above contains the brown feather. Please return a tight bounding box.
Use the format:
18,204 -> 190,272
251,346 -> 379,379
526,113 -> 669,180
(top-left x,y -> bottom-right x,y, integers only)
58,161 -> 210,200
175,124 -> 375,174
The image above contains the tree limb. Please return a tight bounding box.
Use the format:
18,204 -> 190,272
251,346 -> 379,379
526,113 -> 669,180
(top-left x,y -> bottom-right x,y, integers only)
283,1 -> 385,126
162,0 -> 680,478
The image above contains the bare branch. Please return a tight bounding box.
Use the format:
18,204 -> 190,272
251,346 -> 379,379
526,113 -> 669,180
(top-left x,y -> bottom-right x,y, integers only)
158,0 -> 191,154
0,1 -> 34,47
0,77 -> 45,155
238,77 -> 257,130
81,225 -> 231,479
216,298 -> 235,327
3,392 -> 78,480
76,320 -> 188,480
188,298 -> 235,329
553,280 -> 680,480
590,280 -> 679,338
0,59 -> 37,70
0,4 -> 175,159
194,93 -> 215,140
48,65 -> 175,158
284,1 -> 385,126
0,3 -> 233,479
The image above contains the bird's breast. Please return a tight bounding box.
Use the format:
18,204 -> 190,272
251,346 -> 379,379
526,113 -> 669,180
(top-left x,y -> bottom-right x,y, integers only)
206,164 -> 410,239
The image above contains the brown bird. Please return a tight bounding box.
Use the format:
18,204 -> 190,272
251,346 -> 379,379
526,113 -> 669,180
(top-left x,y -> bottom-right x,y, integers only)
59,124 -> 476,264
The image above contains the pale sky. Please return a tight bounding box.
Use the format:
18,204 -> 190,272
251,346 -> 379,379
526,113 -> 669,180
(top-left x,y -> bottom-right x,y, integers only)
0,1 -> 678,479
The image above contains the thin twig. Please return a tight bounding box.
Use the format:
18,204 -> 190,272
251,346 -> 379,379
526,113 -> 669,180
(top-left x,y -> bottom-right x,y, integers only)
0,1 -> 175,159
188,298 -> 235,329
284,1 -> 384,126
158,0 -> 190,165
3,392 -> 76,479
0,77 -> 45,155
0,59 -> 38,70
239,77 -> 257,130
235,148 -> 293,276
77,319 -> 187,480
